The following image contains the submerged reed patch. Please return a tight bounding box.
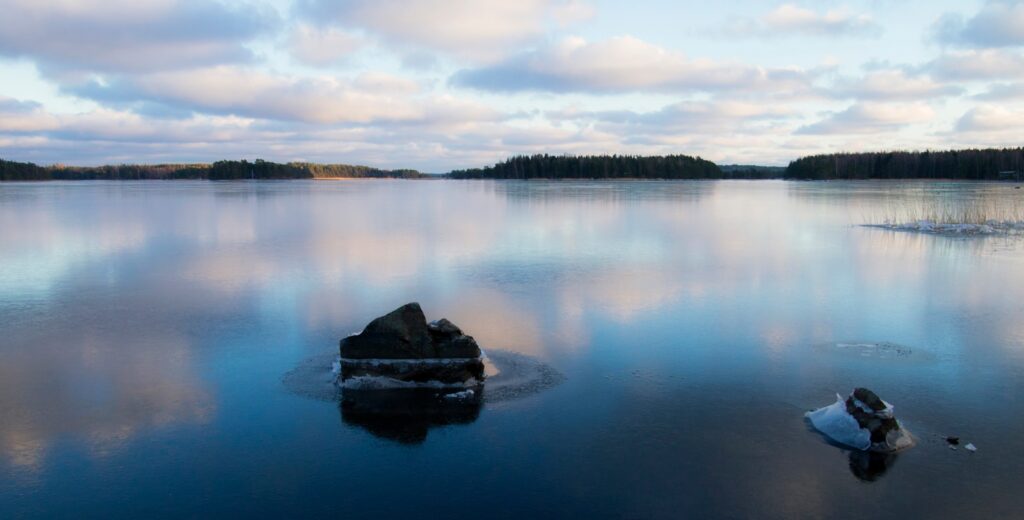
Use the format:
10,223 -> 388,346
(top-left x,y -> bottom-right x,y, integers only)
865,196 -> 1024,235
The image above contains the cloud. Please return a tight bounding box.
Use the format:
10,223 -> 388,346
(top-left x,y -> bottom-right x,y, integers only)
975,82 -> 1024,99
955,105 -> 1024,132
829,69 -> 962,100
797,103 -> 935,135
0,93 -> 516,169
452,36 -> 813,94
925,49 -> 1024,80
931,1 -> 1024,48
0,0 -> 276,74
68,67 -> 503,125
287,24 -> 362,66
295,0 -> 590,60
722,4 -> 881,38
0,97 -> 59,132
551,100 -> 796,134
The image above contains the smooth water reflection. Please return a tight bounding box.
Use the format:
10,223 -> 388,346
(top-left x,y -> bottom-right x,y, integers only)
1,180 -> 1024,518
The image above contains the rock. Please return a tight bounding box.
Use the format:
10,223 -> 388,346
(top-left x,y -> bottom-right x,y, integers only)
806,388 -> 914,453
946,436 -> 960,446
429,319 -> 481,358
340,303 -> 435,359
339,303 -> 484,384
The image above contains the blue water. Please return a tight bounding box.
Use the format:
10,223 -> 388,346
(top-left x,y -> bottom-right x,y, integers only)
2,180 -> 1023,518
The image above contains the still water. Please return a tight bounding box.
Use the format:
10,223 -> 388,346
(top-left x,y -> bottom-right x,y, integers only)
2,180 -> 1023,518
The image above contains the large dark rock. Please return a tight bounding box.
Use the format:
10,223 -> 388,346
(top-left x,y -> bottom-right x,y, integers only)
340,303 -> 435,359
428,318 -> 481,358
338,303 -> 484,384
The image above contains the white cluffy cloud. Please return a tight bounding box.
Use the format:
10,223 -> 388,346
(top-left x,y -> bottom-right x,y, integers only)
3,0 -> 1024,170
798,103 -> 935,135
453,36 -> 812,94
0,0 -> 275,74
723,4 -> 881,38
932,0 -> 1024,48
295,0 -> 592,60
287,24 -> 363,66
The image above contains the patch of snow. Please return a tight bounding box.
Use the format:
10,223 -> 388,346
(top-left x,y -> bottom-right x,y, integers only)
849,396 -> 895,419
806,394 -> 872,451
339,356 -> 482,366
442,389 -> 475,400
965,443 -> 977,452
339,375 -> 481,390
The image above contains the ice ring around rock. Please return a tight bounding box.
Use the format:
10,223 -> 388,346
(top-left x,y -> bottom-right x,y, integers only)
281,349 -> 564,405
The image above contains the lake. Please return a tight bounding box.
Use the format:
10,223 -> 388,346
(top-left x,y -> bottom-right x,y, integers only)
2,180 -> 1023,518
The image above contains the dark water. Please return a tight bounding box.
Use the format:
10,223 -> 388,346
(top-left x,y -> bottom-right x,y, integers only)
2,180 -> 1023,518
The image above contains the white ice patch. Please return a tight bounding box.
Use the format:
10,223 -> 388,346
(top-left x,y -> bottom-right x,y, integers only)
806,394 -> 871,451
965,443 -> 977,452
339,375 -> 481,390
443,389 -> 475,400
339,356 -> 482,366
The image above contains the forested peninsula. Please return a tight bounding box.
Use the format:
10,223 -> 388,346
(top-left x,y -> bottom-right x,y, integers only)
448,154 -> 722,179
785,148 -> 1024,180
0,159 -> 423,181
3,147 -> 1024,181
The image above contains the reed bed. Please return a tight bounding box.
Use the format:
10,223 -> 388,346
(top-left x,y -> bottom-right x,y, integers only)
867,197 -> 1024,234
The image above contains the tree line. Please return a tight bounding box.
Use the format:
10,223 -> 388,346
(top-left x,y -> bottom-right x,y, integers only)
784,148 -> 1024,180
448,154 -> 722,179
0,158 -> 423,181
6,148 -> 1024,182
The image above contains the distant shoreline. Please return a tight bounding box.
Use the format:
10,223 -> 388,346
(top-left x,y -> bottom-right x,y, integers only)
4,147 -> 1024,181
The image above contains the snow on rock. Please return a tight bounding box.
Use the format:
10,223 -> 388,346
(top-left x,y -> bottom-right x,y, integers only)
806,388 -> 914,453
807,394 -> 872,450
443,389 -> 475,400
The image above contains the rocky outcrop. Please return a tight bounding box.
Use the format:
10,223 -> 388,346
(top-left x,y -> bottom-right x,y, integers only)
806,387 -> 914,453
339,303 -> 484,385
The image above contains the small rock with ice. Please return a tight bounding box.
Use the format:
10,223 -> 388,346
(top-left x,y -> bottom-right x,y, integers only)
806,387 -> 914,453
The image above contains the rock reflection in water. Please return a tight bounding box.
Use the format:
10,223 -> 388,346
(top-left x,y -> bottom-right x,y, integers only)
848,449 -> 897,482
340,387 -> 483,444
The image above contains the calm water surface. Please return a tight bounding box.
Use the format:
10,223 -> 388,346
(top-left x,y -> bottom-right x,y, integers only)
2,180 -> 1024,518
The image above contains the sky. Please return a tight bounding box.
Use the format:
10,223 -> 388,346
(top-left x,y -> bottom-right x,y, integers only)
1,0 -> 1023,171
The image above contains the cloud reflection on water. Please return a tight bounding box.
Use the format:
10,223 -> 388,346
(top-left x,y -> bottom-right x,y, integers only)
2,179 -> 1024,513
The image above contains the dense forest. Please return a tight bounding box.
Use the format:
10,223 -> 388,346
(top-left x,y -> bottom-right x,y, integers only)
7,148 -> 1024,182
718,164 -> 786,179
785,148 -> 1024,180
0,158 -> 423,181
448,154 -> 722,179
